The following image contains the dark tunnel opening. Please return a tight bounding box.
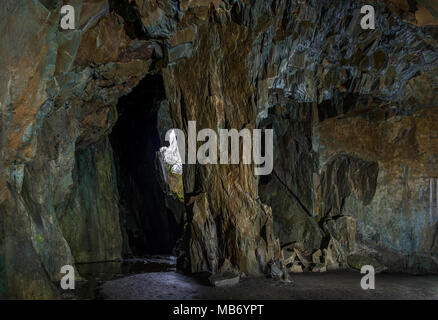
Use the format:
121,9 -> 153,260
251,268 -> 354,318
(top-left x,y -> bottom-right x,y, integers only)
109,74 -> 184,256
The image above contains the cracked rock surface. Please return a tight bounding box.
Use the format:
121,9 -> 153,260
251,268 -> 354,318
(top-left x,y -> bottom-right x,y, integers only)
0,0 -> 437,299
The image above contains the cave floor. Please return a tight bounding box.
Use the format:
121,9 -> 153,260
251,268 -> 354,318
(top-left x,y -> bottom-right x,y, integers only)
70,256 -> 438,300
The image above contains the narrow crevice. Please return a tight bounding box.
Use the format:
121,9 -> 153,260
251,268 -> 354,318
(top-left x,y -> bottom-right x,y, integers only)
272,169 -> 313,220
110,74 -> 184,256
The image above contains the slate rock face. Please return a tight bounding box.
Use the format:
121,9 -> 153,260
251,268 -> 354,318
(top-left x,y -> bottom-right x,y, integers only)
0,0 -> 153,299
0,0 -> 438,298
250,0 -> 438,273
57,137 -> 123,264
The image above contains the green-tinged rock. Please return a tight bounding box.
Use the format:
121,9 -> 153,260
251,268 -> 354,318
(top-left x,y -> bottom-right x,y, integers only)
57,138 -> 123,263
347,253 -> 388,274
260,177 -> 323,252
325,216 -> 357,253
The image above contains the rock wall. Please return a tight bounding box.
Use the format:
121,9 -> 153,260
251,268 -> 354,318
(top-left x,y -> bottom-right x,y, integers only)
57,137 -> 123,263
0,0 -> 437,298
0,0 -> 154,298
161,3 -> 279,275
255,0 -> 438,273
158,0 -> 438,273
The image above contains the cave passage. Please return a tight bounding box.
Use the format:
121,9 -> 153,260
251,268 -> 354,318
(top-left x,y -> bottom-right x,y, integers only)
109,74 -> 184,256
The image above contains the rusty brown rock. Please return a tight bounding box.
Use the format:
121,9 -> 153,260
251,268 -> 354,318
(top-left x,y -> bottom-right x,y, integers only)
1,0 -> 438,299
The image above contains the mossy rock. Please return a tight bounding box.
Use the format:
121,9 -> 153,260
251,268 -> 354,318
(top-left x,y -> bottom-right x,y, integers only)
347,253 -> 388,273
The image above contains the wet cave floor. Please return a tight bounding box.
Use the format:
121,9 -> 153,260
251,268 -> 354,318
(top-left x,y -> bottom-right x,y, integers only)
63,256 -> 438,300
